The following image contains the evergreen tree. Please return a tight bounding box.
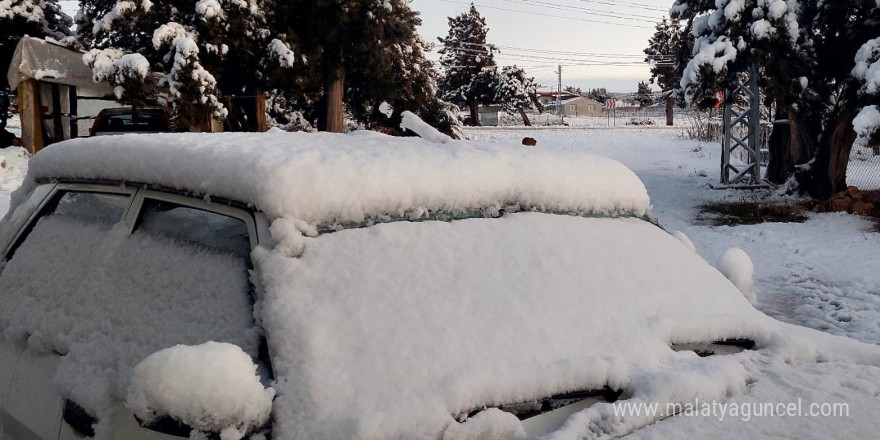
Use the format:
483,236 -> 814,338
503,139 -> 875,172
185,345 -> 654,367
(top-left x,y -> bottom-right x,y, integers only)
587,88 -> 609,104
671,0 -> 880,199
438,4 -> 499,126
644,17 -> 687,125
78,0 -> 272,130
495,65 -> 540,126
636,81 -> 654,108
267,0 -> 438,132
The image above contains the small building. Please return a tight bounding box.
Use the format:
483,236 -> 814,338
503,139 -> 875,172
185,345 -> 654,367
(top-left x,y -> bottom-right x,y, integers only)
545,97 -> 603,117
535,88 -> 580,106
478,105 -> 502,127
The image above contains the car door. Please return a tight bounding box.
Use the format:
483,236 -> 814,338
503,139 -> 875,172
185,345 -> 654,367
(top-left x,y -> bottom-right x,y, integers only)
0,187 -> 134,440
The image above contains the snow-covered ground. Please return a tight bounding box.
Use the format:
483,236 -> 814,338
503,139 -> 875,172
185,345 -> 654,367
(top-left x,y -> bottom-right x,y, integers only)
0,128 -> 877,347
466,128 -> 880,346
0,147 -> 29,216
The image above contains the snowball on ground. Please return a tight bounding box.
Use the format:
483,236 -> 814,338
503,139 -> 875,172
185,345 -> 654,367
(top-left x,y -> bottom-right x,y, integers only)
21,131 -> 653,228
716,247 -> 756,305
127,342 -> 274,440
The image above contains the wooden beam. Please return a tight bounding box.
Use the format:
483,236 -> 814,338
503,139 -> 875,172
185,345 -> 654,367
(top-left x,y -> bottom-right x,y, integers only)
17,79 -> 44,154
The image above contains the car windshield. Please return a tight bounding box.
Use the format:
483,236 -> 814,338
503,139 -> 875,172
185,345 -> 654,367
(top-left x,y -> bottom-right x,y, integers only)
97,111 -> 166,132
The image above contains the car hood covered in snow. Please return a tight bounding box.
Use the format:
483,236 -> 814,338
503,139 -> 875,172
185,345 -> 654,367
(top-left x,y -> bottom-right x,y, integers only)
253,212 -> 880,440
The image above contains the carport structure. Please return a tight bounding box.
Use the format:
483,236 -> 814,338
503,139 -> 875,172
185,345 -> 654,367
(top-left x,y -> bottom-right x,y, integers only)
6,37 -> 113,154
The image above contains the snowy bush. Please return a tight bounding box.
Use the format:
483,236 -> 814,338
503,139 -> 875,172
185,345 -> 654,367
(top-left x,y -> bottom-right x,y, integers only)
127,342 -> 274,440
716,247 -> 756,305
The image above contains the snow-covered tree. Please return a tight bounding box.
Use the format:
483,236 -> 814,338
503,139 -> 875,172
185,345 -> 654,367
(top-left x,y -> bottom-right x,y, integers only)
438,4 -> 499,126
644,17 -> 688,125
671,0 -> 880,199
1,0 -> 72,90
853,37 -> 880,150
495,65 -> 539,126
78,0 -> 272,130
266,0 -> 437,132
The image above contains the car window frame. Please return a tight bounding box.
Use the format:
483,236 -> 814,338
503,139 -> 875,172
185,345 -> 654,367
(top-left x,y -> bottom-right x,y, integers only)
127,189 -> 261,253
1,184 -> 138,261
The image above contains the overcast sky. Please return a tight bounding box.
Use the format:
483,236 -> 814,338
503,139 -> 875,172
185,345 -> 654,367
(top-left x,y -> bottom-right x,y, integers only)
59,0 -> 673,93
412,0 -> 674,93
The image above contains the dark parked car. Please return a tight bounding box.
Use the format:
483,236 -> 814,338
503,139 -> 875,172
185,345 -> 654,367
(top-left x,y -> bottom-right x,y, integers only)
89,108 -> 169,137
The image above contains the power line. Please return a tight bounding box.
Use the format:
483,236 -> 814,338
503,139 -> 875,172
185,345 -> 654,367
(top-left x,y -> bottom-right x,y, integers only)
496,0 -> 662,23
444,41 -> 672,60
578,0 -> 668,13
437,0 -> 654,29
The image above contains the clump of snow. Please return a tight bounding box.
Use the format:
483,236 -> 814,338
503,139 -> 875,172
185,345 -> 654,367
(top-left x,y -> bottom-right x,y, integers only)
853,106 -> 880,147
400,110 -> 452,144
442,409 -> 525,440
672,230 -> 697,252
379,101 -> 394,118
716,247 -> 756,305
268,39 -> 296,68
195,0 -> 224,20
25,131 -> 653,227
853,37 -> 880,95
127,342 -> 274,440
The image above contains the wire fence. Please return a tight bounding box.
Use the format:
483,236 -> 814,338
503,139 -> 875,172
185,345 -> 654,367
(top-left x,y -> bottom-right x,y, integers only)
848,144 -> 880,191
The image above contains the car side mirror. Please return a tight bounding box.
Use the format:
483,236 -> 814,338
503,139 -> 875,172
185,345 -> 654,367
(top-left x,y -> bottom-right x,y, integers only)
127,342 -> 275,440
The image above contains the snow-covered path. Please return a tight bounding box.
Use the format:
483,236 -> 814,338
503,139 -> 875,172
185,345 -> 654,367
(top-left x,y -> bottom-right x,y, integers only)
468,128 -> 880,345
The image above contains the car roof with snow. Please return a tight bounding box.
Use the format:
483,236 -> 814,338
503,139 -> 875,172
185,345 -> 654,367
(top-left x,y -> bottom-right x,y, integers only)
5,132 -> 880,439
20,130 -> 651,227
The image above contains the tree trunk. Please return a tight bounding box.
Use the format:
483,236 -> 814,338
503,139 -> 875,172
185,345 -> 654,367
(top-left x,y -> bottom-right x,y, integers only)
766,118 -> 792,184
665,97 -> 674,126
519,108 -> 532,126
796,113 -> 857,200
325,69 -> 345,133
469,102 -> 481,127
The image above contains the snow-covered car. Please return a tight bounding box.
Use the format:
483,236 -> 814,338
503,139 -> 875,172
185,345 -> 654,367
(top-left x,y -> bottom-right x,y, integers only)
1,132 -> 879,440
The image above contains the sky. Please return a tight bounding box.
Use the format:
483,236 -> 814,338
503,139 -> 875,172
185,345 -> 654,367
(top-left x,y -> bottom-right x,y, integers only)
58,0 -> 673,93
411,0 -> 673,93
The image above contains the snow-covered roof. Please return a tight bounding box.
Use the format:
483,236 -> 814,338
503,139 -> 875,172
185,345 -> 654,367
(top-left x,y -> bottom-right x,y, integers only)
7,37 -> 114,96
24,131 -> 652,227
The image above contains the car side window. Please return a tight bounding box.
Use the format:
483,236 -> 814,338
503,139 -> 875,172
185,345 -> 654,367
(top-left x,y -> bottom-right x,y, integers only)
134,198 -> 252,260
